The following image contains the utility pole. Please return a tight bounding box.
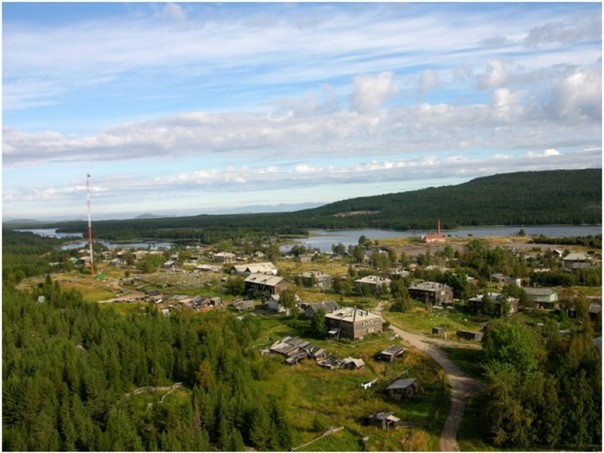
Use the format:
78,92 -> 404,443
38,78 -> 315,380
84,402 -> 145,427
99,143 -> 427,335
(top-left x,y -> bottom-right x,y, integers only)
86,174 -> 94,276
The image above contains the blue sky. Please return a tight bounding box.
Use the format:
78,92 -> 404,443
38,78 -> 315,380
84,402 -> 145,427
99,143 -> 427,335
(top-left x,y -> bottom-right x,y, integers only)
3,2 -> 602,221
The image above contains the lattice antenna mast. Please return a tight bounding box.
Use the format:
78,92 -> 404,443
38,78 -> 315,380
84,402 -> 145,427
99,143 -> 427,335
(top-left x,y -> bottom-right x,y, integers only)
86,174 -> 94,275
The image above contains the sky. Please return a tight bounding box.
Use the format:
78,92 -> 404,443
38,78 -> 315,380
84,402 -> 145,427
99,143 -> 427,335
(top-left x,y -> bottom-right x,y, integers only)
2,2 -> 602,221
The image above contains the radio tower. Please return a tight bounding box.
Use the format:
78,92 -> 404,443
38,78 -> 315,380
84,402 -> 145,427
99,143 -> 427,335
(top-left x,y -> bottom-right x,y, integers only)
86,174 -> 94,276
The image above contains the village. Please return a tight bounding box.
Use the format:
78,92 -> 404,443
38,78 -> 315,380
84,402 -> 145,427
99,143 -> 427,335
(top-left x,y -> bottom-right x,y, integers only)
17,226 -> 601,450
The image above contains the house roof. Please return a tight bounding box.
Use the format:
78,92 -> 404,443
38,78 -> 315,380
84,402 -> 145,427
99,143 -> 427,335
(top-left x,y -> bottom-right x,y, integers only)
524,287 -> 557,296
355,275 -> 391,285
372,412 -> 401,423
409,281 -> 451,292
233,262 -> 278,274
306,301 -> 340,314
301,271 -> 332,278
325,307 -> 382,323
244,274 -> 287,287
386,378 -> 417,390
563,252 -> 592,262
381,345 -> 406,355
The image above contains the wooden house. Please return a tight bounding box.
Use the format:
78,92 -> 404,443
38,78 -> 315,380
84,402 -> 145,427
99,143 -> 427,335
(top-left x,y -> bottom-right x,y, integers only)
355,275 -> 392,293
386,378 -> 422,400
524,287 -> 559,309
377,345 -> 406,362
231,262 -> 278,276
456,330 -> 483,341
562,252 -> 593,270
325,307 -> 383,340
367,412 -> 401,430
408,281 -> 453,306
304,301 -> 340,319
467,293 -> 519,315
244,274 -> 292,295
301,271 -> 333,290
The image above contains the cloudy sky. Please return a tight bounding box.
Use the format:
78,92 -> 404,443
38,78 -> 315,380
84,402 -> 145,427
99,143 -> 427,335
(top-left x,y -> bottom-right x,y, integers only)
3,2 -> 602,221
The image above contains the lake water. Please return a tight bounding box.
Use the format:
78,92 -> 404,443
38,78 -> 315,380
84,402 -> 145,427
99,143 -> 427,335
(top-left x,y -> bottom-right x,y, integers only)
288,225 -> 602,252
15,228 -> 83,239
17,225 -> 602,253
16,229 -> 174,250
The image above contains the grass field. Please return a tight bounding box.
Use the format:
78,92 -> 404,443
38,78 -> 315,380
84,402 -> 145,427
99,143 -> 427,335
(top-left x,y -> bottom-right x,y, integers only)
383,305 -> 487,339
253,313 -> 450,451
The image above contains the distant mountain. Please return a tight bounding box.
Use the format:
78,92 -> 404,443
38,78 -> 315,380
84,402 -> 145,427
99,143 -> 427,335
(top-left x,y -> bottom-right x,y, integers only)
3,218 -> 43,224
134,214 -> 164,219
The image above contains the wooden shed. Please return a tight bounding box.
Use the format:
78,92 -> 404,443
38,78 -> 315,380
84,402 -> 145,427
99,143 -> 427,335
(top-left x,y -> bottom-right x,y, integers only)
386,378 -> 423,400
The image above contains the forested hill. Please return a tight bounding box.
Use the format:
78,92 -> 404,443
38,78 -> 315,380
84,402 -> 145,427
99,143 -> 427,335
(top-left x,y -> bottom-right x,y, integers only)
26,169 -> 601,240
297,168 -> 602,230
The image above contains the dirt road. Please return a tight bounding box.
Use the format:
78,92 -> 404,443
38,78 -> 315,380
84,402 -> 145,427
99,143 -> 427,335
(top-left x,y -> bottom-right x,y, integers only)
376,303 -> 483,451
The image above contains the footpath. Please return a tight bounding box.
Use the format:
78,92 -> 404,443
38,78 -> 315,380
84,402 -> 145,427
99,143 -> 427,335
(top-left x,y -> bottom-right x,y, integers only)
376,303 -> 484,451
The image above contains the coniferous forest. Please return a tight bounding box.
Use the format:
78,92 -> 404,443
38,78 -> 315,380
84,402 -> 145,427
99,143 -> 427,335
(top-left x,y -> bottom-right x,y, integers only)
2,279 -> 292,451
42,169 -> 601,242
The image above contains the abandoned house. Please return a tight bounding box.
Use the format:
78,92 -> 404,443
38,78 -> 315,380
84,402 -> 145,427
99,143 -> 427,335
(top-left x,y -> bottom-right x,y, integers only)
354,275 -> 392,293
300,271 -> 333,290
524,287 -> 559,309
377,344 -> 406,362
467,293 -> 519,315
456,330 -> 484,341
367,412 -> 401,430
386,378 -> 423,400
304,300 -> 340,319
244,274 -> 292,295
231,262 -> 278,276
408,281 -> 454,306
325,307 -> 383,340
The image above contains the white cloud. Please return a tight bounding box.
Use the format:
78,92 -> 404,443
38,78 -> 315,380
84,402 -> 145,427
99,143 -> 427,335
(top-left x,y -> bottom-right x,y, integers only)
418,70 -> 439,95
524,14 -> 601,48
161,3 -> 187,22
549,65 -> 602,122
5,148 -> 599,211
477,59 -> 509,89
351,72 -> 400,112
491,88 -> 524,121
527,148 -> 561,158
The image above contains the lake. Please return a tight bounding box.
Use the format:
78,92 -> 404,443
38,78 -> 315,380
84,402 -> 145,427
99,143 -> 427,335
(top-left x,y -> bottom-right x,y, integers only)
287,225 -> 602,252
17,225 -> 602,254
16,229 -> 175,250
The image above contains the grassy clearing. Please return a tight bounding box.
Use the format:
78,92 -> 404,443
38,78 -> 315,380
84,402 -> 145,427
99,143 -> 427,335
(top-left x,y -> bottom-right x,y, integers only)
440,347 -> 485,381
101,302 -> 147,316
383,306 -> 487,338
277,259 -> 351,277
252,313 -> 449,451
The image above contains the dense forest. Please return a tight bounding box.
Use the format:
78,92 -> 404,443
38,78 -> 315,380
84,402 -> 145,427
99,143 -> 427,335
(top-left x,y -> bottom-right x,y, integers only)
17,169 -> 601,242
2,279 -> 292,451
480,312 -> 601,449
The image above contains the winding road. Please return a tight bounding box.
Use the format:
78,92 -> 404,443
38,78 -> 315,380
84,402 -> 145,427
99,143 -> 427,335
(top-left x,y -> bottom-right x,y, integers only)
376,304 -> 484,451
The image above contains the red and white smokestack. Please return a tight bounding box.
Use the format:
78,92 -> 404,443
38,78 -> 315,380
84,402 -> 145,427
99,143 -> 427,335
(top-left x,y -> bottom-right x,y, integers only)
86,174 -> 94,275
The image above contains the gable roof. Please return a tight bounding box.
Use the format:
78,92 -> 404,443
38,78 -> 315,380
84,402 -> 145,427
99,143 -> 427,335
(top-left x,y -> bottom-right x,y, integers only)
386,378 -> 417,390
244,274 -> 286,287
